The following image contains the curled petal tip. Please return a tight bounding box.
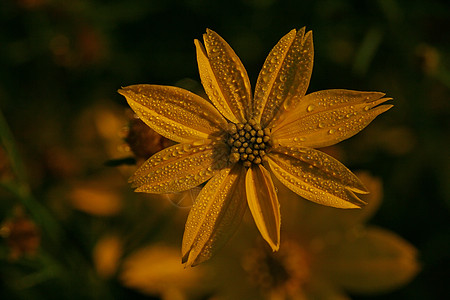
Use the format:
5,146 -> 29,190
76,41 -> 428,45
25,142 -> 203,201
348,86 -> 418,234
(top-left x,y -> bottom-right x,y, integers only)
181,249 -> 202,268
352,178 -> 370,194
367,91 -> 386,100
359,200 -> 368,208
181,252 -> 189,264
204,28 -> 216,37
359,188 -> 370,195
375,104 -> 394,114
352,197 -> 368,209
271,242 -> 280,252
181,248 -> 196,267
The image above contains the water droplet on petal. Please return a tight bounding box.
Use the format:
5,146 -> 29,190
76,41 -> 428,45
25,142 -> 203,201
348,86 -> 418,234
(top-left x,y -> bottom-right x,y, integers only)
307,104 -> 315,112
328,129 -> 336,135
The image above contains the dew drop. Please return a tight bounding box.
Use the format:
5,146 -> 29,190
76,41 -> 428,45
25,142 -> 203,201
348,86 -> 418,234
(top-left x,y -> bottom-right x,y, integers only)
328,129 -> 336,135
307,104 -> 315,112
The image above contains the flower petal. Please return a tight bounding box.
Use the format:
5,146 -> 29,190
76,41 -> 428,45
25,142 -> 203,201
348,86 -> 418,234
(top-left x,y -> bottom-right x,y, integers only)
196,29 -> 252,123
130,140 -> 228,193
272,89 -> 393,148
305,280 -> 350,300
253,28 -> 314,128
119,84 -> 227,143
120,244 -> 204,295
287,172 -> 382,237
182,164 -> 247,267
319,227 -> 420,294
245,164 -> 280,251
267,146 -> 367,208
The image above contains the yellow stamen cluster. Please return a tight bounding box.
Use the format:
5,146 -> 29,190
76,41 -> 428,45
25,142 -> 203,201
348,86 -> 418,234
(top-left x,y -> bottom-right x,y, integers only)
227,119 -> 271,167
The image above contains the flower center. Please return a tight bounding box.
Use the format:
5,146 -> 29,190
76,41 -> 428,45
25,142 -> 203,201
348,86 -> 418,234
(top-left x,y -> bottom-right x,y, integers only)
243,240 -> 310,295
226,118 -> 271,167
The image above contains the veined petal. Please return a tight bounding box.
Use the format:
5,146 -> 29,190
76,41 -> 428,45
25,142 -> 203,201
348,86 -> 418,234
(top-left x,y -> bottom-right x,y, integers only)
272,89 -> 393,148
267,146 -> 367,208
119,84 -> 227,143
253,28 -> 314,128
196,29 -> 252,123
130,140 -> 228,193
319,227 -> 420,294
182,164 -> 247,267
245,164 -> 280,251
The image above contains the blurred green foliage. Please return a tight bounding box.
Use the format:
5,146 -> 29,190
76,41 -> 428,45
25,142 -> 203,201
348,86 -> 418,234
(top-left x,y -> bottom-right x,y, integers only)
1,0 -> 449,299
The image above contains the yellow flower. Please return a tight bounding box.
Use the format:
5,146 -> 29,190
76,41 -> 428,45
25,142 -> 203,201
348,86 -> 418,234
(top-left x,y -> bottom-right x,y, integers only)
119,244 -> 208,300
118,28 -> 392,266
212,173 -> 420,300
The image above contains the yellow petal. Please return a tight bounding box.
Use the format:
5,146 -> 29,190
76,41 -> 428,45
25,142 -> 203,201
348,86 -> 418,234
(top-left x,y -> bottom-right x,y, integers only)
69,185 -> 122,216
93,235 -> 122,278
267,147 -> 367,208
319,227 -> 420,294
291,172 -> 382,237
118,84 -> 227,143
253,28 -> 314,128
130,140 -> 228,193
245,164 -> 280,251
120,244 -> 204,296
305,280 -> 350,300
196,29 -> 252,123
272,89 -> 393,148
182,164 -> 247,267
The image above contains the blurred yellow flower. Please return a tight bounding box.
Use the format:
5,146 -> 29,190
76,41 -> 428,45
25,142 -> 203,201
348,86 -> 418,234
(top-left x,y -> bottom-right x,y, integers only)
93,234 -> 123,278
119,28 -> 392,266
119,244 -> 207,300
213,173 -> 420,300
68,175 -> 124,216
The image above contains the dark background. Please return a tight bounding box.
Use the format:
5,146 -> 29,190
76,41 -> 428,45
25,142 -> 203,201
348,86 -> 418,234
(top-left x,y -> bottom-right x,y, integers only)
1,0 -> 449,299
